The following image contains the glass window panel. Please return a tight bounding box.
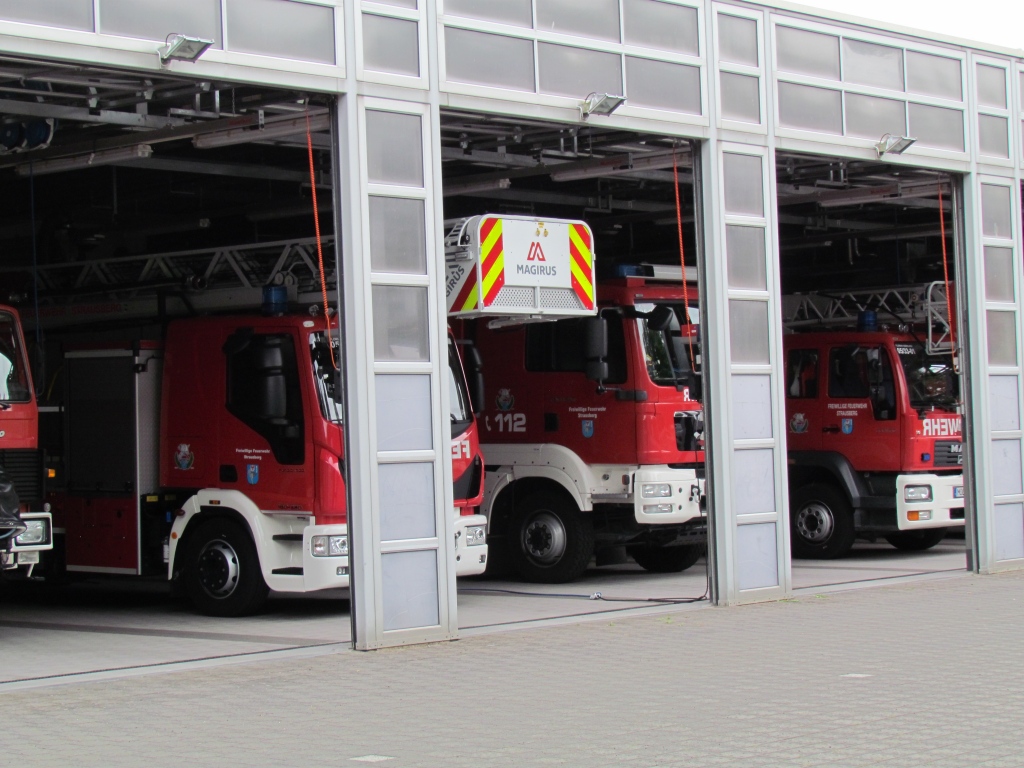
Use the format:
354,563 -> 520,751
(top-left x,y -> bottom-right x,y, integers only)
363,13 -> 419,76
729,300 -> 770,364
100,0 -> 221,44
537,0 -> 619,43
379,463 -> 436,541
979,114 -> 1009,158
382,550 -> 439,630
991,440 -> 1024,497
994,504 -> 1024,561
376,0 -> 417,7
723,153 -> 764,216
976,63 -> 1007,109
989,376 -> 1020,432
0,0 -> 93,30
844,93 -> 907,140
623,0 -> 699,55
226,0 -> 334,64
778,82 -> 843,135
375,374 -> 432,451
981,184 -> 1013,239
906,51 -> 962,100
625,58 -> 700,114
842,38 -> 903,91
776,26 -> 839,80
372,285 -> 430,362
538,43 -> 622,99
369,197 -> 426,274
366,110 -> 424,187
721,72 -> 761,123
718,14 -> 757,66
445,0 -> 532,27
908,103 -> 964,151
733,451 -> 776,514
726,225 -> 767,290
444,27 -> 535,92
736,521 -> 779,590
986,310 -> 1018,367
985,246 -> 1016,303
732,376 -> 773,440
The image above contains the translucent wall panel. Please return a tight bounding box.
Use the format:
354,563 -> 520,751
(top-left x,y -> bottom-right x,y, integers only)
226,0 -> 334,64
732,449 -> 777,513
625,58 -> 700,114
445,0 -> 532,27
991,439 -> 1024,496
776,26 -> 839,81
726,225 -> 767,289
778,82 -> 843,135
732,376 -> 773,440
623,0 -> 699,55
100,0 -> 221,44
444,27 -> 535,91
906,51 -> 962,100
994,504 -> 1024,561
736,522 -> 779,589
382,550 -> 439,630
0,0 -> 93,31
363,14 -> 419,76
908,103 -> 964,151
842,39 -> 904,91
375,374 -> 432,451
718,14 -> 757,66
729,301 -> 770,364
976,64 -> 1007,109
981,184 -> 1013,238
989,376 -> 1021,432
536,0 -> 619,43
372,286 -> 429,361
369,197 -> 427,274
377,0 -> 417,8
723,153 -> 764,215
986,311 -> 1018,367
845,93 -> 907,140
538,43 -> 622,99
721,72 -> 761,124
366,111 -> 424,186
984,246 -> 1016,302
379,463 -> 436,541
979,114 -> 1009,158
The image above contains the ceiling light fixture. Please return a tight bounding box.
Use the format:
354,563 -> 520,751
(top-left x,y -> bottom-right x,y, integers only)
579,92 -> 626,120
159,33 -> 215,65
193,113 -> 331,149
14,144 -> 153,176
874,133 -> 917,158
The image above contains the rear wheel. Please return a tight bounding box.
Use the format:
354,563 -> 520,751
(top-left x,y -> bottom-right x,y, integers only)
182,518 -> 268,617
884,527 -> 949,551
510,491 -> 593,583
627,543 -> 704,573
790,484 -> 856,559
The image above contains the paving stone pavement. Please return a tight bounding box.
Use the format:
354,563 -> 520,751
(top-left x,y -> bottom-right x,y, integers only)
2,570 -> 1022,767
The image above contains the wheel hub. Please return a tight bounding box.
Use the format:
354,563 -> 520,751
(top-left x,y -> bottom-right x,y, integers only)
522,512 -> 567,565
196,538 -> 240,599
795,501 -> 835,544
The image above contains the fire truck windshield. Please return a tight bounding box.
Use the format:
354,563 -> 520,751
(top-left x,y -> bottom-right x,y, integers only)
895,342 -> 959,410
636,302 -> 700,388
309,331 -> 343,424
449,337 -> 473,438
0,310 -> 31,403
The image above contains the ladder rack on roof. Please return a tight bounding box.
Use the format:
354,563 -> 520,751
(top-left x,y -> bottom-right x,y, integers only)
782,281 -> 954,355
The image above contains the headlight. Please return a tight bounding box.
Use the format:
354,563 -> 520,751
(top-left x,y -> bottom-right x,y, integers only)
311,535 -> 348,557
641,483 -> 672,499
904,485 -> 933,502
642,503 -> 674,515
464,526 -> 486,546
15,519 -> 48,546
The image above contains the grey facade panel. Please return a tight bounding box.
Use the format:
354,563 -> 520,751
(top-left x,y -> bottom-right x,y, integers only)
444,27 -> 536,92
226,0 -> 335,65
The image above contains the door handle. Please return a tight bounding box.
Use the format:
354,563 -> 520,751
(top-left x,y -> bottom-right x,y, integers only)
822,425 -> 840,433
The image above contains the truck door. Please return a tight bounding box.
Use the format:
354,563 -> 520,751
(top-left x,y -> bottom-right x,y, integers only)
784,346 -> 823,451
821,343 -> 901,471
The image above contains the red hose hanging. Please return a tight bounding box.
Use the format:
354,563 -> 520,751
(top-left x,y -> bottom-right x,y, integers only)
937,183 -> 957,373
673,151 -> 696,370
306,109 -> 338,369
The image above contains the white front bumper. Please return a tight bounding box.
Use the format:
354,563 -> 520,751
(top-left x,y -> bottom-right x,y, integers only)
454,513 -> 488,576
633,468 -> 705,525
896,474 -> 965,531
299,524 -> 350,592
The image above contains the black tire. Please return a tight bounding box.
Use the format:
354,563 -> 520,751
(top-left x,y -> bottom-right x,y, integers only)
627,543 -> 704,573
789,484 -> 856,559
510,491 -> 593,583
884,527 -> 949,551
182,518 -> 268,617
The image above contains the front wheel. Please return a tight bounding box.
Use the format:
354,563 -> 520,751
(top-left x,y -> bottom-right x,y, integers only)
627,543 -> 704,573
884,527 -> 949,551
510,491 -> 593,583
182,518 -> 268,617
789,484 -> 856,559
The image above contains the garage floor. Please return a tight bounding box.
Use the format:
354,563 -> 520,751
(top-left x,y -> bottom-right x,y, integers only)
0,540 -> 965,688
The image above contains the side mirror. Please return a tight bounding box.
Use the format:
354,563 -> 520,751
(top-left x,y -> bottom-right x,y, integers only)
686,373 -> 703,403
586,360 -> 609,382
584,317 -> 608,360
461,344 -> 485,416
648,304 -> 675,332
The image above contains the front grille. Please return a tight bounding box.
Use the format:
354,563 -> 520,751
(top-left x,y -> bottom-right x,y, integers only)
0,449 -> 43,505
934,440 -> 963,468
